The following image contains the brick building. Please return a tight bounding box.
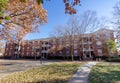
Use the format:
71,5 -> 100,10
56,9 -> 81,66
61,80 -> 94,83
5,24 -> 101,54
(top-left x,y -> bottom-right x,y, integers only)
4,29 -> 115,60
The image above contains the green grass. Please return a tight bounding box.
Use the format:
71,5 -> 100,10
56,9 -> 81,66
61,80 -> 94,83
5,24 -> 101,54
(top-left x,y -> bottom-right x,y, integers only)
0,62 -> 84,83
88,62 -> 120,83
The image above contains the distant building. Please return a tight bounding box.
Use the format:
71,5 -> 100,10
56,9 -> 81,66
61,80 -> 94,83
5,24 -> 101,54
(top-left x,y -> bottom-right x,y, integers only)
4,29 -> 116,60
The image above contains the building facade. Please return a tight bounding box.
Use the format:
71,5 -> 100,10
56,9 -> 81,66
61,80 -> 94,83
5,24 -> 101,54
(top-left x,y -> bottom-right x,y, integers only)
4,29 -> 115,60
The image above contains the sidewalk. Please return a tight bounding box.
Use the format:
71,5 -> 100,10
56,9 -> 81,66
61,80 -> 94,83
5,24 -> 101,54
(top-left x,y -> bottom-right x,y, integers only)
68,62 -> 97,83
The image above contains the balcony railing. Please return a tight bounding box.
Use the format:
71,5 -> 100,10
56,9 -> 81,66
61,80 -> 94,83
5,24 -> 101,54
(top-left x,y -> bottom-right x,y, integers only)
42,44 -> 50,47
42,50 -> 50,53
83,48 -> 93,51
82,41 -> 92,44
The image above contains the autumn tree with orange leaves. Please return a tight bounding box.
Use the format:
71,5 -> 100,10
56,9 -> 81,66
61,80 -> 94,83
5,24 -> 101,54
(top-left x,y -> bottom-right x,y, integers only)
0,0 -> 47,58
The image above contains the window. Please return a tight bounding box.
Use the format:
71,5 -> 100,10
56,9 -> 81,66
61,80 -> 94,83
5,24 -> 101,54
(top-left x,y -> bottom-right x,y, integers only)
14,49 -> 18,51
59,51 -> 62,54
105,33 -> 110,39
59,51 -> 62,56
53,51 -> 55,54
15,46 -> 18,49
27,52 -> 29,56
59,39 -> 62,44
15,44 -> 18,47
45,42 -> 48,44
49,47 -> 50,49
53,40 -> 56,44
96,41 -> 102,48
66,43 -> 69,47
9,52 -> 11,55
32,47 -> 34,51
6,48 -> 8,51
29,42 -> 33,45
74,44 -> 77,48
98,49 -> 102,56
22,47 -> 24,51
45,47 -> 47,50
27,47 -> 29,49
22,52 -> 24,55
35,48 -> 40,52
90,46 -> 93,49
89,37 -> 92,41
14,51 -> 17,54
52,46 -> 55,49
83,37 -> 88,42
66,50 -> 69,54
97,41 -> 102,45
37,52 -> 39,55
74,50 -> 78,56
22,49 -> 24,52
96,35 -> 100,41
41,42 -> 44,44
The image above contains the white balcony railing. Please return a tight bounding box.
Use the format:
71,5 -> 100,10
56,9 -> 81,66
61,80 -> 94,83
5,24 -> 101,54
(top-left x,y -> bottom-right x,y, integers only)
42,44 -> 50,47
83,48 -> 93,51
82,41 -> 92,44
42,50 -> 50,53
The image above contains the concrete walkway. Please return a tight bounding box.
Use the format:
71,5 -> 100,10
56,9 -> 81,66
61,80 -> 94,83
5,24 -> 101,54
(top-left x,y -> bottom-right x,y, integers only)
68,62 -> 97,83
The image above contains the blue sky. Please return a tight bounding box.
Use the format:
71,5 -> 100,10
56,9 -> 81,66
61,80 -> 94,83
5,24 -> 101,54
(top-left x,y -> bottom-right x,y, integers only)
26,0 -> 119,40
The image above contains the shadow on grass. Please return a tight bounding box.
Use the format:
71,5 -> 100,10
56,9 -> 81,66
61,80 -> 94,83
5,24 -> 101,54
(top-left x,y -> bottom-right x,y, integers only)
88,64 -> 120,83
1,63 -> 13,66
27,79 -> 68,83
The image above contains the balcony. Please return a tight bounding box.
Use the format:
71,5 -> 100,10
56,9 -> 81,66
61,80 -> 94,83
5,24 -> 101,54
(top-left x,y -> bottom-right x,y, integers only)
82,41 -> 92,44
42,44 -> 50,47
88,47 -> 93,51
42,49 -> 50,53
88,41 -> 92,44
83,48 -> 93,51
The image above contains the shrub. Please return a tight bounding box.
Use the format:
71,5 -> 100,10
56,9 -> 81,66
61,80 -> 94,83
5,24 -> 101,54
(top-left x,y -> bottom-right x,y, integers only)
106,57 -> 120,62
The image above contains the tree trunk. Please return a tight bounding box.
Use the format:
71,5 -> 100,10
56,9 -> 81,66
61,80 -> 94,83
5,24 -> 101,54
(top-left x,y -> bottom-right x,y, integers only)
17,42 -> 21,59
71,45 -> 74,61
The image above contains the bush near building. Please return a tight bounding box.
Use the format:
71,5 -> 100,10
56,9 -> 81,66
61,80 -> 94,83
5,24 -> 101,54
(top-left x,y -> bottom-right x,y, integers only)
106,56 -> 120,62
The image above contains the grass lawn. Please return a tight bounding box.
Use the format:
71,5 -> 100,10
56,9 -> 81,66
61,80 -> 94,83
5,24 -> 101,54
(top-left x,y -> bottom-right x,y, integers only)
0,62 -> 84,83
88,62 -> 120,83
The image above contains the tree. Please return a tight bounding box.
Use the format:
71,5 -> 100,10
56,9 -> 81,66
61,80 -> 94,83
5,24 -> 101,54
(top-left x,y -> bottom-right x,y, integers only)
0,0 -> 8,20
64,0 -> 80,14
0,0 -> 80,21
0,0 -> 47,58
113,1 -> 120,49
0,40 -> 5,55
0,0 -> 47,37
51,10 -> 104,61
0,0 -> 47,41
0,41 -> 3,52
106,39 -> 117,56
